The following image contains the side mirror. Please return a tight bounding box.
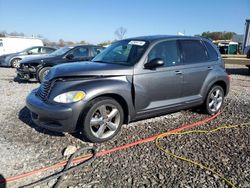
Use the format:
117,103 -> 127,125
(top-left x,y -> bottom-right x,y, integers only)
27,51 -> 33,55
65,54 -> 74,60
144,58 -> 164,69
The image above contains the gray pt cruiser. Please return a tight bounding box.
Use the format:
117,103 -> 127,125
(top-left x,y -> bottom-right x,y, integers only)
26,35 -> 230,142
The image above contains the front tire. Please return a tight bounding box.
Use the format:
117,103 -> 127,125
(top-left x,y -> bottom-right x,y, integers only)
204,85 -> 224,115
80,97 -> 124,143
38,67 -> 51,83
11,58 -> 21,68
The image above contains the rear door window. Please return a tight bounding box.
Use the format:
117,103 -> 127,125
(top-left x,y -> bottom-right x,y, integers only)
203,41 -> 218,61
28,47 -> 40,54
70,47 -> 89,58
179,40 -> 208,63
148,40 -> 181,67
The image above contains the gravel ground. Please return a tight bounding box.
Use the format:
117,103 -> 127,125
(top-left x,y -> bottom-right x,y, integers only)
0,65 -> 249,188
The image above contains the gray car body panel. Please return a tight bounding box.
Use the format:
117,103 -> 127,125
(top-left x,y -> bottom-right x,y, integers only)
46,61 -> 134,79
26,35 -> 229,133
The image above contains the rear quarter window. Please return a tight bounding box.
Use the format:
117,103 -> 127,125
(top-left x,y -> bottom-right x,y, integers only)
179,40 -> 208,63
204,41 -> 219,61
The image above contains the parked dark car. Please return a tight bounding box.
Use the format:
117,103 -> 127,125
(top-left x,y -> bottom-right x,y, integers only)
26,35 -> 230,143
17,45 -> 104,82
0,46 -> 56,68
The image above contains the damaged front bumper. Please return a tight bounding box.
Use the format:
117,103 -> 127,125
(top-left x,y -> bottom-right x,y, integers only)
17,65 -> 37,80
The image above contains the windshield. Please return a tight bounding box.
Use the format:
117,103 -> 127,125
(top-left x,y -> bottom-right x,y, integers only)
20,47 -> 35,53
49,47 -> 71,56
92,40 -> 149,65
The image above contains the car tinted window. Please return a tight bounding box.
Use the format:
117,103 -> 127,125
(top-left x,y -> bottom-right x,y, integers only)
42,47 -> 55,54
148,40 -> 180,67
92,40 -> 149,65
180,40 -> 208,63
50,47 -> 71,56
204,41 -> 218,61
93,47 -> 104,56
28,47 -> 40,54
70,47 -> 89,58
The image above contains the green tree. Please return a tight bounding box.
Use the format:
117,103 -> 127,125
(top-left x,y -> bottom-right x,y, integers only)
98,40 -> 113,47
58,39 -> 65,47
9,31 -> 25,36
79,40 -> 88,44
201,31 -> 236,40
65,41 -> 74,46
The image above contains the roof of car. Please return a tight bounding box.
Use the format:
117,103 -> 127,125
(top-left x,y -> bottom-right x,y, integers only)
24,46 -> 56,49
125,35 -> 202,42
67,45 -> 103,48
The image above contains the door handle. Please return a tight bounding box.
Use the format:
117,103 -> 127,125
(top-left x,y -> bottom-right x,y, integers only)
208,66 -> 213,70
175,70 -> 182,75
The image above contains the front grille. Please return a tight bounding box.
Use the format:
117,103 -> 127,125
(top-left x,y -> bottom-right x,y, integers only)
19,64 -> 27,70
36,81 -> 52,101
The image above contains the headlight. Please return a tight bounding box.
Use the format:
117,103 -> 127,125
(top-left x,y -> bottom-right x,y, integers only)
53,91 -> 86,103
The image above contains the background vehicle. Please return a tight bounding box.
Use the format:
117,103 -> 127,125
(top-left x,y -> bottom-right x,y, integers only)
26,35 -> 229,143
218,19 -> 250,72
17,45 -> 104,82
0,37 -> 43,55
243,19 -> 250,57
0,46 -> 56,68
214,40 -> 239,55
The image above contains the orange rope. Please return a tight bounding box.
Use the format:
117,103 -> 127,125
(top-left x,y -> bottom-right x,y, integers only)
0,112 -> 221,184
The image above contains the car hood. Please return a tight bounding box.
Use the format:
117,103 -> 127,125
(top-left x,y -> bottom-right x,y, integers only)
47,61 -> 133,80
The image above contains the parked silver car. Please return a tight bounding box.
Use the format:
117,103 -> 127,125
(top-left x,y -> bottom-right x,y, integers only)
0,46 -> 56,68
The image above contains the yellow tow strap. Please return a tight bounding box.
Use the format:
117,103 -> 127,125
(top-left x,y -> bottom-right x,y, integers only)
155,122 -> 250,188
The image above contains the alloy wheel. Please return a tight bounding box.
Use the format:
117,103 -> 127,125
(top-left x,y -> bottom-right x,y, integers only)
90,104 -> 121,139
12,59 -> 20,68
208,88 -> 223,112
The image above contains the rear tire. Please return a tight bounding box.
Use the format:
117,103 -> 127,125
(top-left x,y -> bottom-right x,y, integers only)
11,58 -> 21,68
203,85 -> 224,115
80,97 -> 124,143
38,67 -> 51,83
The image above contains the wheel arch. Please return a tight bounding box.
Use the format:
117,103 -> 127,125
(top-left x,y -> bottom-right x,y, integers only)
88,93 -> 130,125
75,93 -> 130,133
10,57 -> 22,67
37,66 -> 52,82
37,64 -> 52,72
212,80 -> 227,96
203,79 -> 228,101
